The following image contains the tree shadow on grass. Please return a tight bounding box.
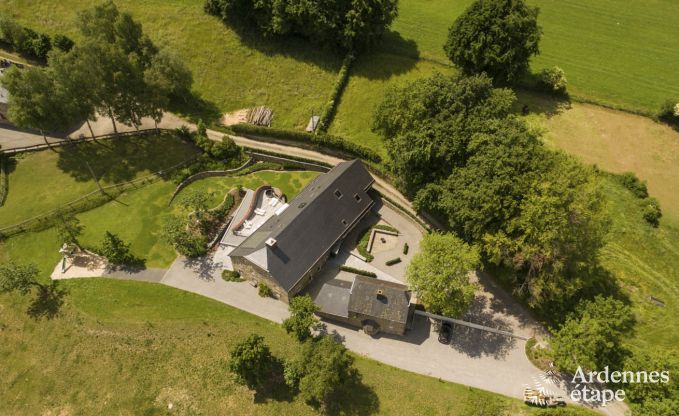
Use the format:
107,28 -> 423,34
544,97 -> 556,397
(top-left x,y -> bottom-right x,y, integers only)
168,91 -> 222,125
27,281 -> 67,320
216,16 -> 343,73
327,372 -> 380,416
348,32 -> 421,81
253,358 -> 296,404
514,87 -> 572,118
55,133 -> 197,184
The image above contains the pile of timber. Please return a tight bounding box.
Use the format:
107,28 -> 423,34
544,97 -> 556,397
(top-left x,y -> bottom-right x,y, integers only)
246,106 -> 273,126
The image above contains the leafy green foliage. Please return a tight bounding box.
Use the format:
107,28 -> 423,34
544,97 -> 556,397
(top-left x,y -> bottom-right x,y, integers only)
0,261 -> 40,295
339,265 -> 377,278
406,233 -> 480,317
641,197 -> 662,227
317,53 -> 354,133
385,257 -> 401,266
295,336 -> 360,412
616,172 -> 648,199
375,72 -> 610,309
444,0 -> 541,84
657,99 -> 679,126
631,398 -> 679,416
551,296 -> 634,373
221,270 -> 242,282
98,231 -> 138,266
161,215 -> 208,258
230,123 -> 381,163
56,215 -> 84,246
538,66 -> 568,95
372,73 -> 515,195
204,0 -> 398,51
228,334 -> 275,389
0,15 -> 71,60
283,295 -> 321,343
258,282 -> 273,298
623,349 -> 679,404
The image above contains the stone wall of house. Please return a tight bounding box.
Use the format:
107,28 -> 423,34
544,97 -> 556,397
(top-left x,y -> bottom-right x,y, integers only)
231,256 -> 289,302
288,253 -> 331,298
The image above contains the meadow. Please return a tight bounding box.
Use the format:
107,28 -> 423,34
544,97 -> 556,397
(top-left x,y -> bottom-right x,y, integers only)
0,0 -> 341,127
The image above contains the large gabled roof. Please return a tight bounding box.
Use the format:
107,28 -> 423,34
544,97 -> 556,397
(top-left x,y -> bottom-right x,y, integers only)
230,159 -> 374,291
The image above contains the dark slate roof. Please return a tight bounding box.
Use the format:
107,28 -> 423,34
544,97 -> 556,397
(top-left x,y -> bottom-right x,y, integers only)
348,276 -> 411,324
230,160 -> 374,291
314,280 -> 352,318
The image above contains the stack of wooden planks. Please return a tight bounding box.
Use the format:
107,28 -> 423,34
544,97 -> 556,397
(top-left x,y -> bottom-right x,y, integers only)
246,106 -> 273,126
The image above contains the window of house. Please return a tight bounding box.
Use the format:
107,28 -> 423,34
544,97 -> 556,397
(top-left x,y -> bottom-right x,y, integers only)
354,194 -> 361,202
341,219 -> 348,226
334,189 -> 343,199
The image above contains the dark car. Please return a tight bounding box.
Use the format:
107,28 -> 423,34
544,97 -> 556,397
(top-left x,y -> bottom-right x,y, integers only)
438,322 -> 452,344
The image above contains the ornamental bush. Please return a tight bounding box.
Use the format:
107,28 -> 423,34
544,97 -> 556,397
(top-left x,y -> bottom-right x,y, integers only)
658,99 -> 679,126
641,197 -> 662,227
538,66 -> 567,95
258,282 -> 273,297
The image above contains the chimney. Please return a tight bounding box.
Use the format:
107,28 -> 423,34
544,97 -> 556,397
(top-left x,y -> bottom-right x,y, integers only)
265,238 -> 277,247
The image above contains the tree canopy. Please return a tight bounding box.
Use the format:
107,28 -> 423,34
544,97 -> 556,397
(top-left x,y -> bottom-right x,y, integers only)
296,336 -> 359,412
1,1 -> 192,136
204,0 -> 398,51
444,0 -> 541,84
228,334 -> 275,390
283,294 -> 322,342
406,233 -> 480,317
373,72 -> 610,310
550,296 -> 634,373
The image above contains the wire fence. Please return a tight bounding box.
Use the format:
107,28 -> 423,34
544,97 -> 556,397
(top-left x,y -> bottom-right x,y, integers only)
0,154 -> 199,239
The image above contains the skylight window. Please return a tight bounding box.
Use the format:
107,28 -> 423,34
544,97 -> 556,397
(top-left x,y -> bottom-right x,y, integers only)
334,189 -> 343,199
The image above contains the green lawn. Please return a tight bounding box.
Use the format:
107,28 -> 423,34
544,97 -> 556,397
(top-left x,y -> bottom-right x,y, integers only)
0,278 -> 556,415
0,0 -> 341,127
73,170 -> 319,268
329,52 -> 455,160
387,0 -> 679,114
598,177 -> 679,352
0,134 -> 199,228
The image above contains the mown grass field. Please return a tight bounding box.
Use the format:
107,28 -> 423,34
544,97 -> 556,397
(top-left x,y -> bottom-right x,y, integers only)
0,0 -> 341,127
0,278 -> 556,415
0,134 -> 199,228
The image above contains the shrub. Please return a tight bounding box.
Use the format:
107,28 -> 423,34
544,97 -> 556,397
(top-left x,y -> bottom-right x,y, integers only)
52,34 -> 74,52
339,265 -> 377,278
258,282 -> 273,297
403,242 -> 409,255
230,123 -> 381,163
211,135 -> 241,160
642,197 -> 662,227
616,172 -> 648,198
228,334 -> 275,389
658,99 -> 679,125
385,257 -> 401,266
98,231 -> 137,265
317,53 -> 354,133
538,66 -> 567,95
222,269 -> 242,282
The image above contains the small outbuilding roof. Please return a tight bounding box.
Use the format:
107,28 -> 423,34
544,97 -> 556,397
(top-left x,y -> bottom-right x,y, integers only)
348,276 -> 411,325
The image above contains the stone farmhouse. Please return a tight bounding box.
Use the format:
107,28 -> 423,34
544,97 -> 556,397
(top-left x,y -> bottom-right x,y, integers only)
227,159 -> 376,302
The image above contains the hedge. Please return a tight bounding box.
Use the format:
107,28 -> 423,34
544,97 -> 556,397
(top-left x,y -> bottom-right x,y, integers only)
385,257 -> 401,266
0,15 -> 74,61
403,242 -> 409,255
316,53 -> 354,133
339,265 -> 377,278
230,123 -> 381,163
0,156 -> 8,207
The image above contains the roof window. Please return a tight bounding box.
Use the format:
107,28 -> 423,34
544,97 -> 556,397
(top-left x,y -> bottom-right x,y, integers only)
334,189 -> 343,199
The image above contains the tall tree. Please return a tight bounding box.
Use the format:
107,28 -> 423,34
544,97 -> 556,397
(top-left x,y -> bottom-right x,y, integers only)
406,233 -> 480,317
228,334 -> 275,390
550,296 -> 634,373
0,66 -> 82,145
283,295 -> 322,342
296,336 -> 359,412
444,0 -> 541,84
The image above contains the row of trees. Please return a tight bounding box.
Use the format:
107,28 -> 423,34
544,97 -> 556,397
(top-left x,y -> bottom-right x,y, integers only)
0,15 -> 74,61
375,72 -> 610,313
204,0 -> 399,51
229,295 -> 365,413
0,1 -> 192,142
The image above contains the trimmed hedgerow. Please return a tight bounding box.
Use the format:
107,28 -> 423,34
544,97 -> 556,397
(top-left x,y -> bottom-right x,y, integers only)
403,243 -> 409,255
230,123 -> 381,163
316,53 -> 354,133
339,265 -> 377,278
385,257 -> 401,266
